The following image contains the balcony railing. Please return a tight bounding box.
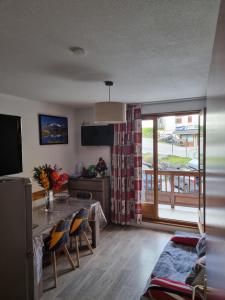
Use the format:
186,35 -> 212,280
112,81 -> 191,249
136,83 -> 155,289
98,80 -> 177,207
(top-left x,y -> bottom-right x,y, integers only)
142,169 -> 200,208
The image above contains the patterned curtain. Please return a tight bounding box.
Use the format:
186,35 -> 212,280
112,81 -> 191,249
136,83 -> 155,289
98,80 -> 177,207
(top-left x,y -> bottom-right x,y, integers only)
111,105 -> 142,225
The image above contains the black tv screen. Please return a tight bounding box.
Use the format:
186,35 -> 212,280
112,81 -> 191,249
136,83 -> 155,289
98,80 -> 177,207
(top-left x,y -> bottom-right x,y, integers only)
0,114 -> 23,176
81,125 -> 114,146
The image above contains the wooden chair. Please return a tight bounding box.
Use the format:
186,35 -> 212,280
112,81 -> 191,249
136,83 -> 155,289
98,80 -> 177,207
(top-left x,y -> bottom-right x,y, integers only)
75,191 -> 93,245
43,220 -> 75,288
69,208 -> 94,267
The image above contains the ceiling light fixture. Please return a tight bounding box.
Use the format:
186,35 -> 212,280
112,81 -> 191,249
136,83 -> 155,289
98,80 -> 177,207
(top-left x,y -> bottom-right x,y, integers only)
94,81 -> 126,123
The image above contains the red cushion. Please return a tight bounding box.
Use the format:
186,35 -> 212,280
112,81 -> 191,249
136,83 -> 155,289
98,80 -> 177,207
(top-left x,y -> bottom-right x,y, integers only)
171,235 -> 199,247
144,277 -> 193,299
151,277 -> 192,293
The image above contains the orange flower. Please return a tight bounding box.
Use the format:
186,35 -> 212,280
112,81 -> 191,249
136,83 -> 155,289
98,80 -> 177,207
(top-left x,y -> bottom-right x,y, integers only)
39,169 -> 50,190
33,164 -> 68,192
51,170 -> 60,181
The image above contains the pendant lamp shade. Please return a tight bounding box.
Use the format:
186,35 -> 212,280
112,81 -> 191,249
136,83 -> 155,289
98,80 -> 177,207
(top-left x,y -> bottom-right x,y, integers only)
94,81 -> 126,123
95,101 -> 126,123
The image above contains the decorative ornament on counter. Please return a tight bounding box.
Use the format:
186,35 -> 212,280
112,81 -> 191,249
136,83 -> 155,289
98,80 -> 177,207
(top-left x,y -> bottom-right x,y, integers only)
82,165 -> 96,178
88,165 -> 97,177
96,157 -> 107,177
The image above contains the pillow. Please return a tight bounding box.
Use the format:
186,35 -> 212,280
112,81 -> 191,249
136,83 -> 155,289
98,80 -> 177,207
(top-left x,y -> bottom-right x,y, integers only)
191,266 -> 205,286
185,256 -> 206,286
171,235 -> 199,247
197,255 -> 206,266
196,234 -> 206,257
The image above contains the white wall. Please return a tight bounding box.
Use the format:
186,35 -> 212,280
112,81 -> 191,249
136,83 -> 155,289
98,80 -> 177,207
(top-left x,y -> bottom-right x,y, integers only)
0,93 -> 77,191
74,107 -> 111,174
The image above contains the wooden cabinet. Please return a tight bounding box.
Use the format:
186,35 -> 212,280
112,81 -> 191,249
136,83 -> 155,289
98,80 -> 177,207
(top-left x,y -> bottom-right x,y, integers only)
68,176 -> 110,222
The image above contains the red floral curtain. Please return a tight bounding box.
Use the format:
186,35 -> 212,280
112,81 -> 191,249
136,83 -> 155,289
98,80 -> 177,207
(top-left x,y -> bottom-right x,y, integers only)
111,105 -> 142,225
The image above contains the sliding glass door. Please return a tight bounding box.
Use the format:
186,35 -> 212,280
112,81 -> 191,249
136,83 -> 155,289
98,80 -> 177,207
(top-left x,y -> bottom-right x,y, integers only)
157,114 -> 199,222
142,112 -> 203,225
141,117 -> 157,220
199,108 -> 206,231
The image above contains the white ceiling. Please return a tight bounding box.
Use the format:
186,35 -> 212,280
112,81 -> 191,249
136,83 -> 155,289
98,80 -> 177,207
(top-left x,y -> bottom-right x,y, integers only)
0,0 -> 220,106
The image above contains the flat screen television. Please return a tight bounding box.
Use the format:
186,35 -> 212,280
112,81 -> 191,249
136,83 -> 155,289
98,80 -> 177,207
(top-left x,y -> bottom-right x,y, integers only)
81,125 -> 114,146
0,114 -> 23,176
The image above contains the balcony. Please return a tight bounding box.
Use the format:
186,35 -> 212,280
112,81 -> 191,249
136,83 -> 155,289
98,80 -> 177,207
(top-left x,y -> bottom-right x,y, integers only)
142,169 -> 200,222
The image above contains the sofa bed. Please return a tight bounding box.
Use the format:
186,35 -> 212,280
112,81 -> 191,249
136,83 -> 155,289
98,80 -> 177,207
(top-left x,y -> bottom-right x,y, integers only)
141,231 -> 206,300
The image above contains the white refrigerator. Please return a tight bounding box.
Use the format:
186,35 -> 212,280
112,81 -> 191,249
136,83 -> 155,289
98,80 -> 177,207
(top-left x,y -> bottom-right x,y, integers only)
0,177 -> 34,300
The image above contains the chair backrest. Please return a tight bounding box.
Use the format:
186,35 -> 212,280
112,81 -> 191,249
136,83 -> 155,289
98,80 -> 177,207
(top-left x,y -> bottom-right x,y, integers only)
76,191 -> 92,200
45,220 -> 69,252
69,208 -> 89,236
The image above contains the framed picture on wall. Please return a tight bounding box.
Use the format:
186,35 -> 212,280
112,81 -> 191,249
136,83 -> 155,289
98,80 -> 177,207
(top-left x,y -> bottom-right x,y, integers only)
38,114 -> 68,145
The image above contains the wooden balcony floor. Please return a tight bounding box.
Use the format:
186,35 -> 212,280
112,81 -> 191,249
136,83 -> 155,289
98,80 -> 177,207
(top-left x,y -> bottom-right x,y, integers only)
158,204 -> 198,223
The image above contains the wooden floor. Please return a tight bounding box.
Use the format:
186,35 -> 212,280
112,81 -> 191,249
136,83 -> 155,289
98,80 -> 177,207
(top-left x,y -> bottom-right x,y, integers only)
41,225 -> 172,300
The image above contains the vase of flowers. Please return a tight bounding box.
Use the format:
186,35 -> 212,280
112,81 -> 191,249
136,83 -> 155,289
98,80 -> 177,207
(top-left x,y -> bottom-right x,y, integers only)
95,157 -> 107,177
44,190 -> 51,212
33,164 -> 68,212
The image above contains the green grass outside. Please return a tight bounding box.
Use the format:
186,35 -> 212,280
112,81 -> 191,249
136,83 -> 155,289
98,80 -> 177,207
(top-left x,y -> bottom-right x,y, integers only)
142,127 -> 153,138
143,154 -> 192,167
160,155 -> 192,166
142,153 -> 153,164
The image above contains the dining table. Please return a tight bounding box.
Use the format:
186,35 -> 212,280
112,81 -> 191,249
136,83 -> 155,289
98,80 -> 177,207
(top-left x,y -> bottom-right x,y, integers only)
32,196 -> 107,247
32,196 -> 107,299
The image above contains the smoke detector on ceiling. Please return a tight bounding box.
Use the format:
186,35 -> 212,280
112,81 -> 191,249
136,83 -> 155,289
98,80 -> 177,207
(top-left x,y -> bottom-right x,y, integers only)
69,46 -> 87,56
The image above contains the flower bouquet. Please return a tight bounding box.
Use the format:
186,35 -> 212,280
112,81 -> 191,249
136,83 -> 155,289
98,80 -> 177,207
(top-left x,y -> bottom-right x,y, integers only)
95,157 -> 107,177
33,164 -> 68,211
